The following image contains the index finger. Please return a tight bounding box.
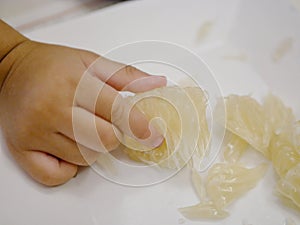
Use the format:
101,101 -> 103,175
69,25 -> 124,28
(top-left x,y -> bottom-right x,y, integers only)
81,53 -> 167,92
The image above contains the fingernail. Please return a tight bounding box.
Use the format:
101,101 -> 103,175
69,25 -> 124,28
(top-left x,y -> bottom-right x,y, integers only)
158,76 -> 167,86
155,75 -> 166,80
73,170 -> 78,178
151,135 -> 164,148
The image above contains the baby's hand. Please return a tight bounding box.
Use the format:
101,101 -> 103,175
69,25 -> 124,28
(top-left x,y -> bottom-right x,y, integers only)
0,40 -> 166,186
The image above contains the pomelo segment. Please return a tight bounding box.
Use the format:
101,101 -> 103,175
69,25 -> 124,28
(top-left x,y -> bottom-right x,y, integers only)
180,163 -> 267,220
223,132 -> 248,163
123,87 -> 209,169
270,130 -> 300,178
223,95 -> 272,157
276,164 -> 300,209
222,94 -> 300,212
206,163 -> 268,209
263,94 -> 295,135
179,202 -> 229,220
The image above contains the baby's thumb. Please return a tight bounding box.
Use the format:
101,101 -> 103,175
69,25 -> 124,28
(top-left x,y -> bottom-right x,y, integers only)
10,146 -> 77,186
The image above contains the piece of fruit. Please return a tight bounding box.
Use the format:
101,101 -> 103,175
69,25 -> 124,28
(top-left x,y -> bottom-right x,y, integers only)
263,94 -> 295,135
224,94 -> 300,213
270,130 -> 300,178
181,93 -> 300,219
276,163 -> 300,210
276,192 -> 300,213
180,163 -> 267,219
179,202 -> 229,220
206,163 -> 268,209
223,95 -> 272,157
179,169 -> 230,220
223,132 -> 248,163
123,87 -> 209,169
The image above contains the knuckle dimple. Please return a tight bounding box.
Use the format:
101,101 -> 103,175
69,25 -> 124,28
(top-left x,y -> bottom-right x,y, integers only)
125,65 -> 137,76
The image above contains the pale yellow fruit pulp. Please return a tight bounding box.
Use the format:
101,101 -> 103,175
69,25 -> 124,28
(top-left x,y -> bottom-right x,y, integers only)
223,132 -> 248,163
224,95 -> 272,157
123,87 -> 209,169
224,94 -> 300,212
206,163 -> 268,209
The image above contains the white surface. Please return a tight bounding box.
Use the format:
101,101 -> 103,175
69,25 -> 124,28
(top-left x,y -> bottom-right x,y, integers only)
1,0 -> 300,224
1,0 -> 119,31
